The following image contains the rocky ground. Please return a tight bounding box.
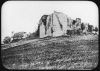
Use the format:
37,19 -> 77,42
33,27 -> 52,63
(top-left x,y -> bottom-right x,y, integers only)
1,34 -> 99,70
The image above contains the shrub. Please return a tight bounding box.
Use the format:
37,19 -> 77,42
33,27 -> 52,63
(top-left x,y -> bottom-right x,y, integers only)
81,23 -> 85,31
88,24 -> 93,32
3,36 -> 11,44
94,27 -> 98,32
12,32 -> 26,42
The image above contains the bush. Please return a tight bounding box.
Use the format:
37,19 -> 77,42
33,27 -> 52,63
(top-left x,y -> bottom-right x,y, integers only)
67,30 -> 74,36
76,28 -> 82,35
81,23 -> 85,31
3,36 -> 11,44
94,27 -> 98,32
88,24 -> 93,32
12,32 -> 26,42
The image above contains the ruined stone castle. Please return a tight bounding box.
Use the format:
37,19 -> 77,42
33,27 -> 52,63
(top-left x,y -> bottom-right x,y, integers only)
37,11 -> 89,38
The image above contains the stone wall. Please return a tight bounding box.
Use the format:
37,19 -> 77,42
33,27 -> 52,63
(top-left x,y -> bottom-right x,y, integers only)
37,11 -> 93,38
38,11 -> 73,38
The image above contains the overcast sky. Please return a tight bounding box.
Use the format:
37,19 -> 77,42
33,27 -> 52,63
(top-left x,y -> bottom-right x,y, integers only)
1,1 -> 98,41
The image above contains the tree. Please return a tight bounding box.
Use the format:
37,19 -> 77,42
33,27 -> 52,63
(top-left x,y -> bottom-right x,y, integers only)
12,32 -> 26,42
3,36 -> 11,44
88,24 -> 93,33
81,23 -> 85,31
76,28 -> 82,35
72,20 -> 76,25
93,27 -> 99,35
94,27 -> 98,32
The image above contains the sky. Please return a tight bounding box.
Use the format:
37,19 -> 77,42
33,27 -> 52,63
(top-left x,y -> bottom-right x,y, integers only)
1,1 -> 99,41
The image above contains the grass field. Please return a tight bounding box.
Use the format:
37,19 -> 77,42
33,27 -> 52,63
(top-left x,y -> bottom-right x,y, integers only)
1,34 -> 99,70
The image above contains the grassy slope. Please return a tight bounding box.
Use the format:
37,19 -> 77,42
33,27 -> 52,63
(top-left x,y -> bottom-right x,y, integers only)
1,35 -> 98,70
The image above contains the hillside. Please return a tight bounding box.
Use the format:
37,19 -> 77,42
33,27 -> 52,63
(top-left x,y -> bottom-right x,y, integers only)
1,34 -> 98,70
